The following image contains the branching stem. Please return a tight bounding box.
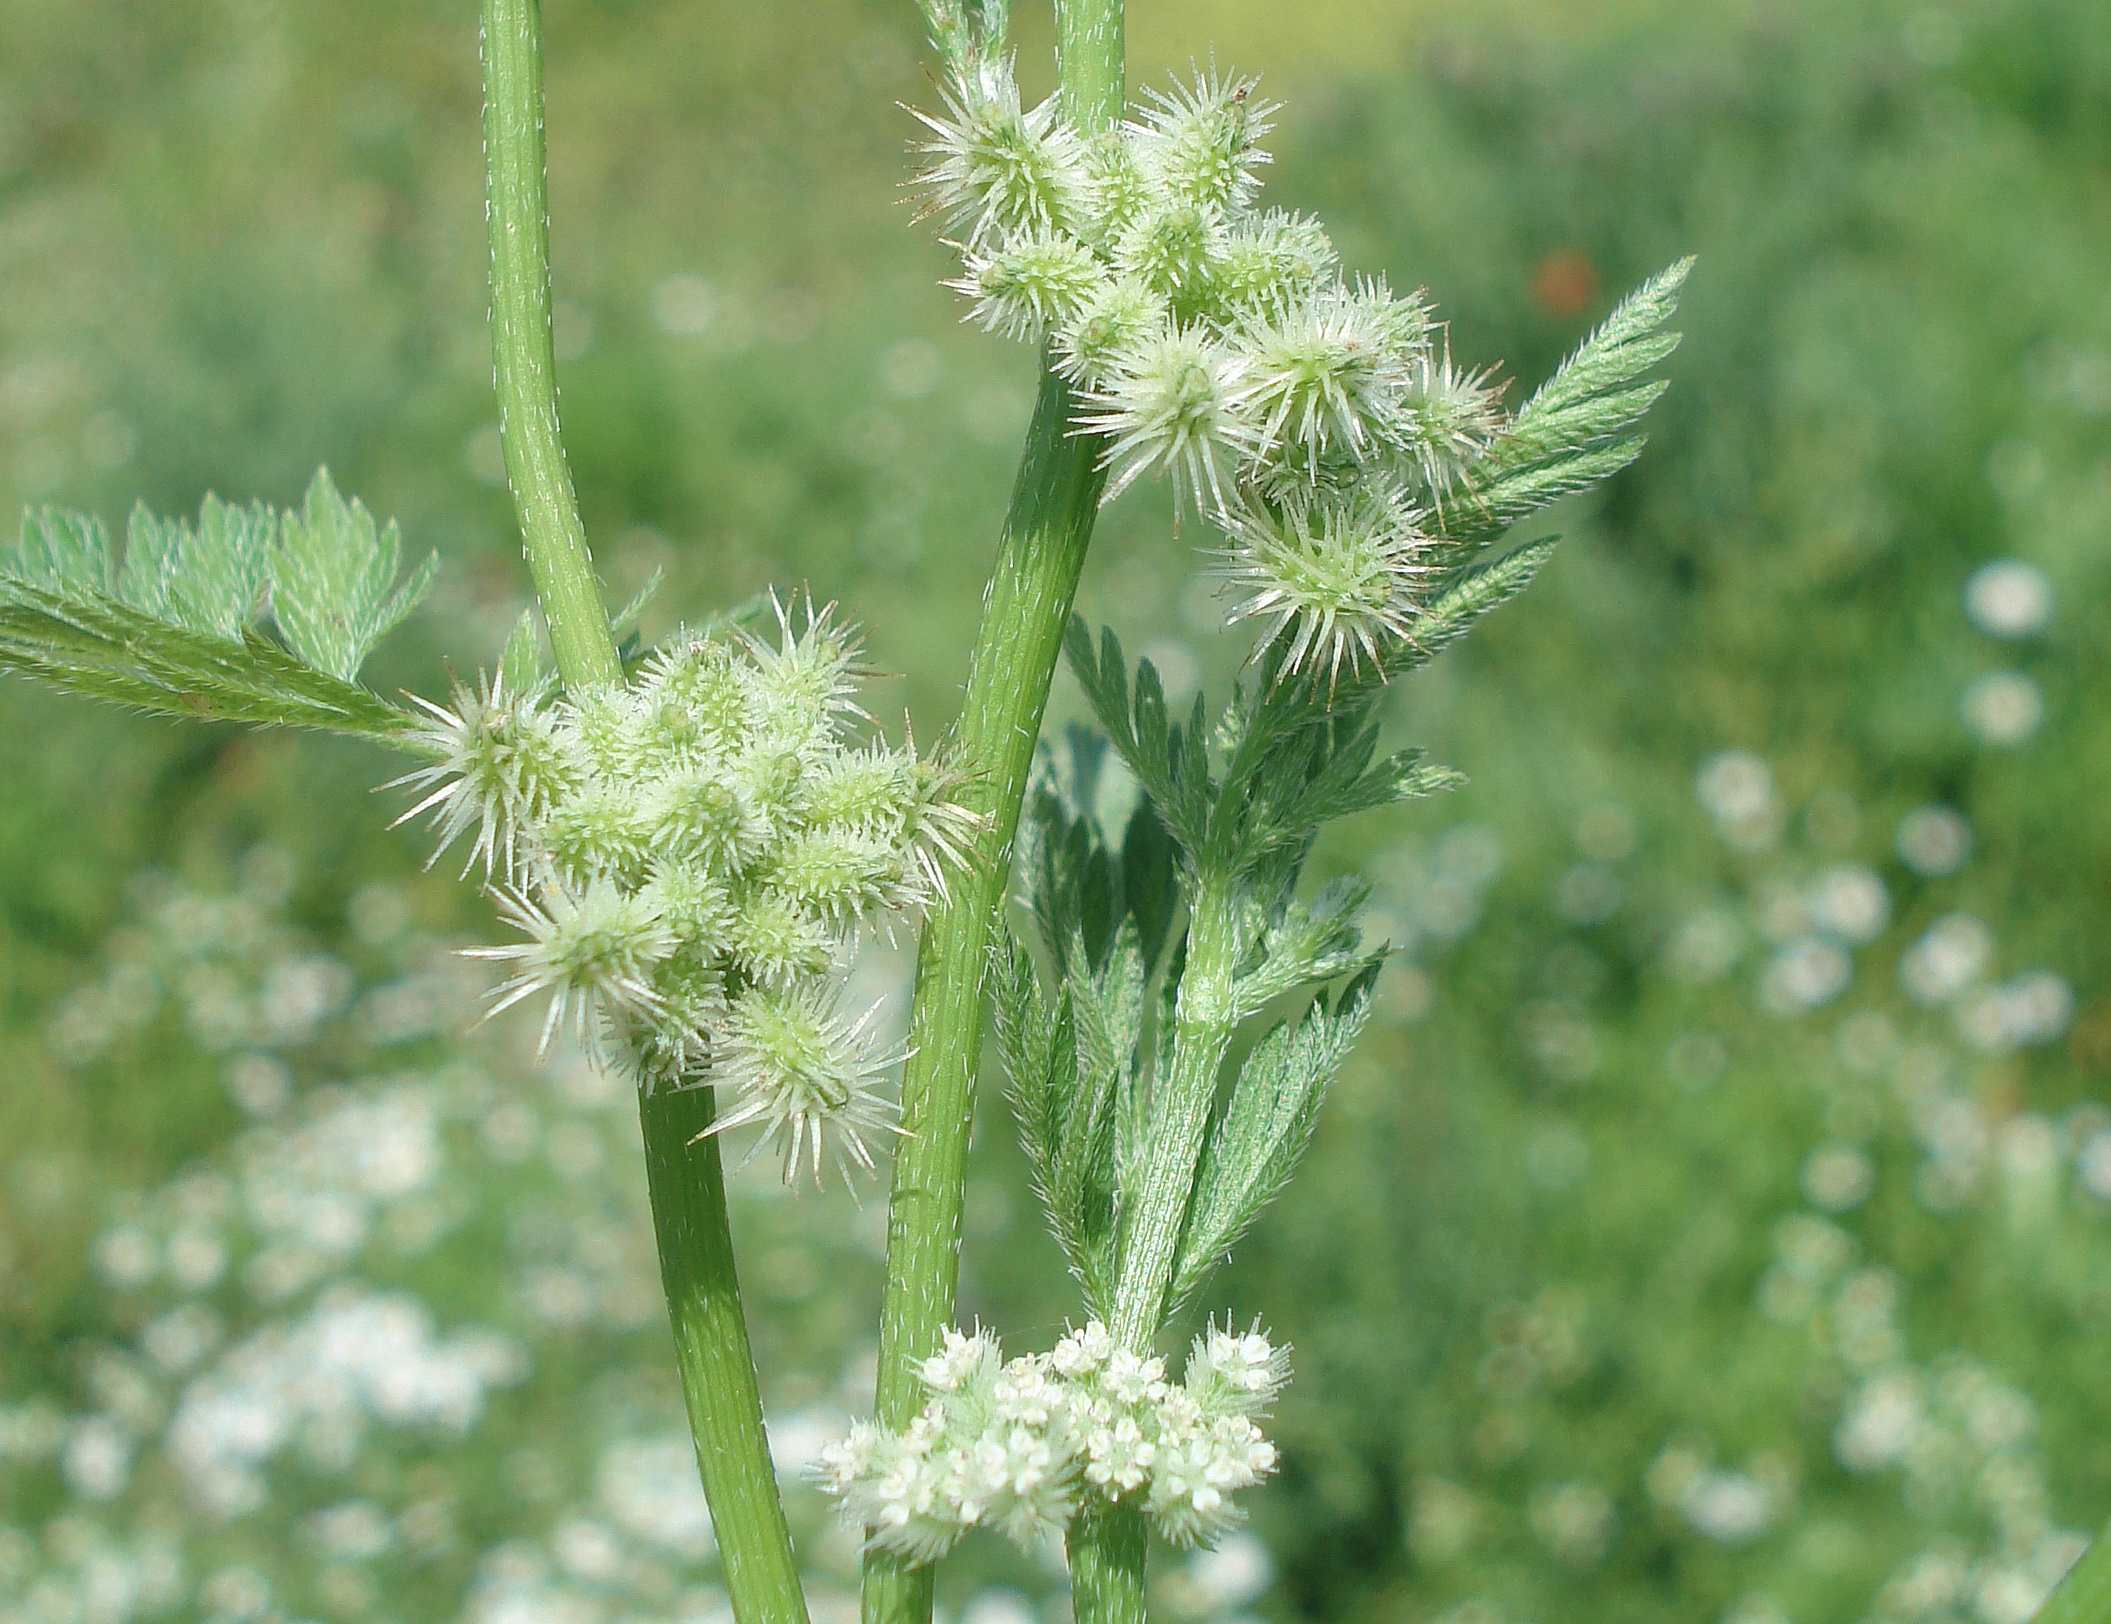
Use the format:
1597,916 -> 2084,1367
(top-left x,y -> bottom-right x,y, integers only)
481,7 -> 805,1622
864,7 -> 1124,1623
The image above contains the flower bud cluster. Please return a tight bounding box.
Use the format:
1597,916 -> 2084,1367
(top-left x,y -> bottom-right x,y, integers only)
817,1320 -> 1288,1563
392,598 -> 977,1183
915,58 -> 1506,680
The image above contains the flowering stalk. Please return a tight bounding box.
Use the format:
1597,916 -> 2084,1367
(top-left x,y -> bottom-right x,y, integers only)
864,5 -> 1126,1624
480,5 -> 806,1621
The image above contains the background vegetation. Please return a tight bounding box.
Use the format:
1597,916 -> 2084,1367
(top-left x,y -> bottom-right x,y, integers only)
3,1 -> 2109,1622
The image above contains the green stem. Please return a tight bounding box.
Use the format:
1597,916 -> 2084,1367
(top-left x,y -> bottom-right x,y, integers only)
1067,1505 -> 1149,1624
482,7 -> 803,1622
1109,878 -> 1238,1350
2036,1537 -> 2111,1624
481,0 -> 620,692
1056,0 -> 1127,132
863,361 -> 1109,1624
863,8 -> 1123,1623
640,1088 -> 810,1624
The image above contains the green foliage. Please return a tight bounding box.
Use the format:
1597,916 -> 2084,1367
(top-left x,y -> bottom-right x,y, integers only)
1000,735 -> 1180,1315
5,2 -> 2111,1623
0,476 -> 431,743
269,468 -> 438,683
118,494 -> 274,639
1169,965 -> 1376,1311
1432,258 -> 1690,554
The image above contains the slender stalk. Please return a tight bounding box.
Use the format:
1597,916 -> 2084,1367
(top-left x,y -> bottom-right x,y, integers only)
2035,1539 -> 2111,1624
863,361 -> 1109,1624
481,7 -> 805,1622
641,1087 -> 809,1624
481,0 -> 620,692
1067,1506 -> 1149,1624
1108,878 -> 1238,1350
865,13 -> 1125,1624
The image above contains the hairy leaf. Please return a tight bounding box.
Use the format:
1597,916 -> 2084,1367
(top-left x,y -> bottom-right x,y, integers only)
120,496 -> 274,640
500,608 -> 546,694
0,584 -> 420,742
272,468 -> 438,681
9,508 -> 113,598
1167,967 -> 1378,1311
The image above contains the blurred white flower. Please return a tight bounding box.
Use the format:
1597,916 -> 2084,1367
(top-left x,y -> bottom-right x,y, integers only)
1896,805 -> 1972,876
1837,1371 -> 1924,1471
1697,752 -> 1782,850
1803,1144 -> 1875,1211
1679,1470 -> 1774,1544
1762,937 -> 1851,1013
1900,914 -> 1992,1006
1959,972 -> 2073,1054
1963,672 -> 2043,745
1808,865 -> 1890,944
1966,560 -> 2053,639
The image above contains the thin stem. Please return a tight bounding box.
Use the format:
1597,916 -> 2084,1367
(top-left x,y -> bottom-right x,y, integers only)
1067,1505 -> 1149,1624
864,362 -> 1109,1624
2035,1538 -> 2111,1624
640,1088 -> 811,1624
1109,878 -> 1239,1349
482,7 -> 803,1621
864,8 -> 1123,1623
481,0 -> 620,692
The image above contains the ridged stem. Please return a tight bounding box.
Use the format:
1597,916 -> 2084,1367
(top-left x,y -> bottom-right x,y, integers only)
864,7 -> 1123,1624
863,361 -> 1110,1624
482,7 -> 804,1622
640,1087 -> 810,1624
1067,1506 -> 1149,1624
481,0 -> 620,692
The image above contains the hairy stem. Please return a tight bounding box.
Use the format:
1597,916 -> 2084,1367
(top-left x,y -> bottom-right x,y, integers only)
2035,1539 -> 2111,1624
481,0 -> 620,692
864,8 -> 1123,1623
863,361 -> 1110,1624
482,6 -> 803,1621
1109,878 -> 1238,1350
1067,1505 -> 1149,1624
640,1088 -> 810,1624
1056,0 -> 1127,132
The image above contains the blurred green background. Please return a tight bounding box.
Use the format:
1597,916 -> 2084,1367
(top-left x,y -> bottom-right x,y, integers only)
4,1 -> 2111,1622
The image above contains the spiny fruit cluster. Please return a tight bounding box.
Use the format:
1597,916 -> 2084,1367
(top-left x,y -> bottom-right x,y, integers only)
817,1321 -> 1289,1561
916,55 -> 1506,681
395,599 -> 976,1183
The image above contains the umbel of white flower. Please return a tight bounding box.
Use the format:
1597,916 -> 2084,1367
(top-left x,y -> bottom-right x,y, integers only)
817,1321 -> 1290,1562
393,598 -> 976,1183
918,58 -> 1505,681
